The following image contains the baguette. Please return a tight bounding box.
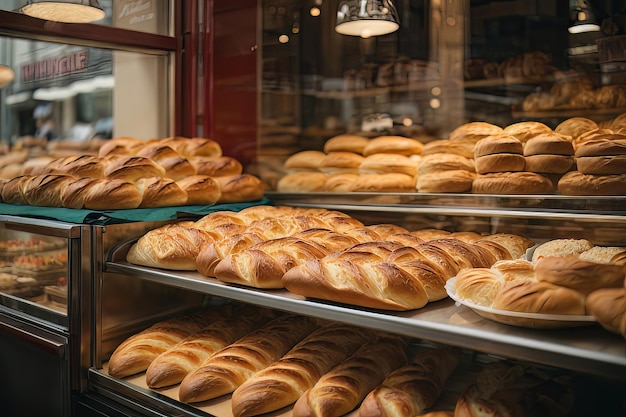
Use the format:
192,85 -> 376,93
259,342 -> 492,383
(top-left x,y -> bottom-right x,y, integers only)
126,222 -> 215,270
231,323 -> 375,417
178,314 -> 319,403
145,306 -> 277,388
292,334 -> 408,417
83,178 -> 142,210
22,174 -> 75,207
108,308 -> 228,378
359,347 -> 461,417
135,144 -> 196,180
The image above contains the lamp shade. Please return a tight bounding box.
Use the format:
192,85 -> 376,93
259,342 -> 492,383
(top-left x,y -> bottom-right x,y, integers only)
0,65 -> 15,88
336,0 -> 399,37
568,0 -> 600,34
22,0 -> 105,23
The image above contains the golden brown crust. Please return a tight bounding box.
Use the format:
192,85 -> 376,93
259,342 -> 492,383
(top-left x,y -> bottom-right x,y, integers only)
586,288 -> 626,337
360,153 -> 419,176
474,135 -> 523,157
162,136 -> 222,158
362,136 -> 425,156
472,172 -> 554,194
83,178 -> 142,209
323,173 -> 359,192
319,152 -> 364,173
284,150 -> 326,171
277,172 -> 328,192
557,171 -> 626,195
417,170 -> 476,193
189,155 -> 243,177
420,139 -> 475,159
323,134 -> 370,154
503,121 -> 553,144
524,154 -> 575,174
22,174 -> 76,207
448,122 -> 504,144
574,137 -> 626,157
350,173 -> 416,192
523,133 -> 575,156
136,144 -> 196,180
474,153 -> 526,174
60,176 -> 100,209
492,279 -> 586,315
215,174 -> 265,203
554,117 -> 598,140
576,155 -> 626,175
418,154 -> 475,175
103,156 -> 167,183
136,177 -> 188,208
176,175 -> 221,205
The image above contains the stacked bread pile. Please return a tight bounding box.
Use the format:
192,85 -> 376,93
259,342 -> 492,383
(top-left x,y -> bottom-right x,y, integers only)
454,238 -> 626,335
464,51 -> 555,81
277,134 -> 424,192
108,302 -> 464,417
0,136 -> 264,209
126,205 -> 534,311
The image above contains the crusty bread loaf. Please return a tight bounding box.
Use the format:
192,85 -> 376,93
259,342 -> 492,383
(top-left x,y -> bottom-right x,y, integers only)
448,122 -> 503,144
554,117 -> 598,140
576,155 -> 626,175
323,173 -> 359,192
175,175 -> 221,205
524,154 -> 575,174
196,233 -> 266,277
103,155 -> 167,183
362,136 -> 424,156
126,222 -> 215,270
231,323 -> 375,417
284,150 -> 326,172
419,139 -> 475,159
60,176 -> 100,209
1,175 -> 34,205
162,136 -> 222,158
323,134 -> 370,154
474,135 -> 523,157
418,170 -> 476,193
108,308 -> 228,379
503,121 -> 553,144
291,334 -> 408,417
145,306 -> 276,388
477,233 -> 534,259
136,177 -> 188,208
472,172 -> 554,194
83,178 -> 143,210
178,314 -> 319,403
135,144 -> 196,180
45,155 -> 106,178
214,174 -> 265,203
349,173 -> 416,192
557,171 -> 626,195
492,279 -> 586,315
531,238 -> 594,262
22,174 -> 75,207
277,172 -> 328,192
418,154 -> 475,175
318,152 -> 364,174
360,153 -> 419,176
358,347 -> 461,417
586,287 -> 626,338
474,153 -> 526,173
189,155 -> 243,177
534,255 -> 626,295
524,133 -> 574,156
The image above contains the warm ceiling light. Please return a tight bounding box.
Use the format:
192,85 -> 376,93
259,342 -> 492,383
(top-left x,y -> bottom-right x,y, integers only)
22,0 -> 105,23
335,0 -> 399,37
568,0 -> 600,34
0,65 -> 15,88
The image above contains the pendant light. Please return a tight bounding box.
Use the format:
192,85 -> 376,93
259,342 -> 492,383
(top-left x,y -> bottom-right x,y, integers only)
0,65 -> 15,88
568,0 -> 600,34
21,0 -> 105,24
335,0 -> 399,38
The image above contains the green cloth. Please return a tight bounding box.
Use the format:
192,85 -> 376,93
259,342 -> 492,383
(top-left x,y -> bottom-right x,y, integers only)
0,198 -> 273,225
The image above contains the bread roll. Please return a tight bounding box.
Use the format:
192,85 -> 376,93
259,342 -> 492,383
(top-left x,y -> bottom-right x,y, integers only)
492,279 -> 586,315
524,133 -> 574,156
477,233 -> 535,259
323,173 -> 359,192
83,178 -> 142,210
135,177 -> 188,208
283,150 -> 326,172
474,153 -> 526,173
418,154 -> 475,175
555,117 -> 598,140
277,172 -> 328,192
145,306 -> 276,388
349,173 -> 416,192
189,155 -> 242,177
319,152 -> 364,174
162,136 -> 222,158
60,176 -> 100,209
178,314 -> 319,403
231,323 -> 374,417
292,335 -> 408,417
420,139 -> 475,159
448,122 -> 503,144
524,154 -> 575,174
472,172 -> 554,194
214,174 -> 265,203
360,153 -> 419,176
534,255 -> 626,295
531,238 -> 594,262
576,155 -> 626,175
136,144 -> 196,180
417,170 -> 476,193
126,223 -> 215,270
575,137 -> 626,157
358,347 -> 461,417
503,121 -> 553,144
22,174 -> 75,207
323,134 -> 370,154
175,175 -> 221,205
557,171 -> 626,195
586,287 -> 626,337
362,136 -> 424,156
108,308 -> 228,378
474,135 -> 523,157
103,156 -> 167,183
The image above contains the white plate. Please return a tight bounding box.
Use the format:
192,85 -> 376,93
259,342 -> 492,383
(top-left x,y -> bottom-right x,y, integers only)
445,277 -> 597,329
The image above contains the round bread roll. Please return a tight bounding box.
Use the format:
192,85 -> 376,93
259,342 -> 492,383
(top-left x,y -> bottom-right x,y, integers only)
319,152 -> 364,173
534,255 -> 626,295
448,122 -> 503,144
492,279 -> 586,315
474,135 -> 523,157
523,133 -> 574,156
524,154 -> 575,174
531,238 -> 594,263
323,173 -> 358,192
350,173 -> 416,192
557,171 -> 626,195
418,153 -> 475,175
555,117 -> 598,140
323,134 -> 370,154
585,287 -> 626,337
276,172 -> 327,192
215,174 -> 265,203
576,155 -> 626,175
362,136 -> 424,156
474,154 -> 526,173
572,129 -> 616,151
503,121 -> 552,144
283,150 -> 326,171
417,170 -> 476,193
574,137 -> 626,157
472,172 -> 554,194
420,139 -> 475,159
359,153 -> 419,176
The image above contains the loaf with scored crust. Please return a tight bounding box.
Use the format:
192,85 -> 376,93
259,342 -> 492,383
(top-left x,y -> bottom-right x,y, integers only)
178,314 -> 319,403
292,334 -> 408,417
230,323 -> 375,417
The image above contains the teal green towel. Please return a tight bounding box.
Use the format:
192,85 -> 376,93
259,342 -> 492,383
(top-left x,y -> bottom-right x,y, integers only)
0,198 -> 273,225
